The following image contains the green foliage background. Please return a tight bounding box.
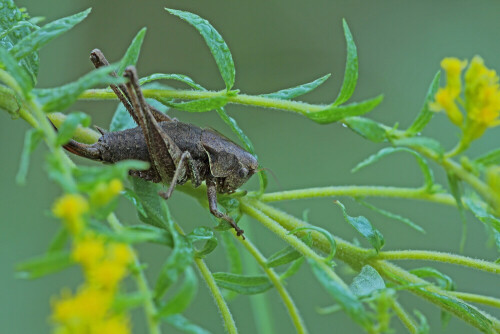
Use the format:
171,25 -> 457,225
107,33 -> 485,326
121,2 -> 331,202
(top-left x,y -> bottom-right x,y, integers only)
1,0 -> 499,333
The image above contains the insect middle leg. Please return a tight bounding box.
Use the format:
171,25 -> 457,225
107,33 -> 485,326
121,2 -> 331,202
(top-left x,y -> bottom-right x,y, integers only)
207,178 -> 245,238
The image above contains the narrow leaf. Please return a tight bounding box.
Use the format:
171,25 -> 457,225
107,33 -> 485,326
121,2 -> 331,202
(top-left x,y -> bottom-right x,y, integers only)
393,137 -> 444,156
307,95 -> 383,124
414,310 -> 430,334
343,116 -> 388,143
352,147 -> 435,191
332,20 -> 358,106
16,128 -> 44,185
357,198 -> 425,233
34,65 -> 124,112
447,172 -> 467,251
0,46 -> 31,93
166,96 -> 228,112
410,267 -> 455,291
261,74 -> 331,100
308,259 -> 370,328
10,8 -> 91,60
162,314 -> 212,334
117,27 -> 147,76
131,178 -> 169,229
188,227 -> 218,258
213,272 -> 273,295
113,291 -> 149,313
55,111 -> 91,146
289,226 -> 336,262
335,201 -> 385,252
166,8 -> 235,90
406,71 -> 441,135
267,245 -> 301,268
464,197 -> 500,254
474,148 -> 500,167
157,267 -> 198,317
140,73 -> 205,90
350,265 -> 385,297
16,251 -> 73,279
47,228 -> 69,253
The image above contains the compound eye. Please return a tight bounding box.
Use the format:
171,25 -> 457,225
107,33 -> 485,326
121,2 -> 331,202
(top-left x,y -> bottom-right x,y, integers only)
238,167 -> 249,179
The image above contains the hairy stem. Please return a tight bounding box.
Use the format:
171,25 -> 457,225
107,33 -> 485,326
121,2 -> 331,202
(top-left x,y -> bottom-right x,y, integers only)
377,250 -> 500,274
234,228 -> 309,334
391,300 -> 418,334
449,292 -> 500,309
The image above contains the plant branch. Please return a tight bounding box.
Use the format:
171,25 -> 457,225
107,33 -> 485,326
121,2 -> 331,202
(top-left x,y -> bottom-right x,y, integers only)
233,228 -> 309,334
376,250 -> 500,274
391,300 -> 418,334
449,291 -> 500,309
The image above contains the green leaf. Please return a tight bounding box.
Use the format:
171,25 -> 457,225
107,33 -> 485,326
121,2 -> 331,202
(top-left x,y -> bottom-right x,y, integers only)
357,198 -> 425,233
154,208 -> 195,299
393,137 -> 444,156
260,74 -> 331,100
474,148 -> 500,167
47,227 -> 69,253
213,272 -> 273,295
352,147 -> 435,191
97,224 -> 173,246
162,314 -> 212,334
350,265 -> 386,297
464,197 -> 500,254
157,267 -> 198,318
289,226 -> 336,262
16,251 -> 73,279
166,8 -> 235,90
279,257 -> 304,281
113,291 -> 149,313
188,227 -> 218,258
0,46 -> 32,93
406,71 -> 441,135
410,267 -> 455,291
447,172 -> 467,251
335,201 -> 385,253
10,8 -> 90,60
34,65 -> 124,112
166,96 -> 228,112
117,27 -> 147,76
417,289 -> 494,333
267,245 -> 301,268
74,160 -> 148,192
308,259 -> 370,328
55,111 -> 91,146
140,73 -> 205,90
332,20 -> 358,106
343,116 -> 388,143
414,310 -> 430,334
307,95 -> 383,124
131,178 -> 169,229
16,128 -> 43,185
0,0 -> 39,83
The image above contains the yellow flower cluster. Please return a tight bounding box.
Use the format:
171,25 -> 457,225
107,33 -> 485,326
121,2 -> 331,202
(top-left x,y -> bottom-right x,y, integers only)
430,56 -> 500,143
52,194 -> 89,234
52,234 -> 133,334
90,178 -> 124,207
50,179 -> 132,334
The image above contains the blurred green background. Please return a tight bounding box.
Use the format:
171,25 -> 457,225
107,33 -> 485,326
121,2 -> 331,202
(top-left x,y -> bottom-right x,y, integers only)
1,1 -> 499,333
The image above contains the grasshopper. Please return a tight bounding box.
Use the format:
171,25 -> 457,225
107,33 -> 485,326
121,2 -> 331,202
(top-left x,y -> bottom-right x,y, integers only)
61,49 -> 258,237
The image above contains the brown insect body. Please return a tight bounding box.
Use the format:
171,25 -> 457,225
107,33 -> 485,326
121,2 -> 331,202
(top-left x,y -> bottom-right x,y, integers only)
61,49 -> 258,238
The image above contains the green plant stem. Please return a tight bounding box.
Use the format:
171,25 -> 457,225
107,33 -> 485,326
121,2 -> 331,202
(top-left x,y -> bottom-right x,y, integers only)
78,88 -> 325,115
233,229 -> 309,334
107,213 -> 161,334
391,300 -> 418,334
194,257 -> 238,334
243,199 -> 500,333
449,291 -> 500,309
19,107 -> 38,128
377,250 -> 500,274
258,186 -> 456,206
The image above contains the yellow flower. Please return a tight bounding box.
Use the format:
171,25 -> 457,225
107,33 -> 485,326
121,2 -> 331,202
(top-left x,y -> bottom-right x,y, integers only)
430,87 -> 463,126
110,243 -> 133,265
52,194 -> 89,234
72,234 -> 106,269
441,57 -> 467,97
90,179 -> 124,207
94,315 -> 131,334
52,286 -> 111,324
87,260 -> 128,290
